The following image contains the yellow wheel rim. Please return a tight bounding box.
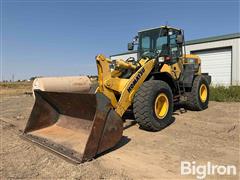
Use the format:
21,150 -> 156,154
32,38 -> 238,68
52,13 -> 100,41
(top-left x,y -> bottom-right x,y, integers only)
199,84 -> 207,103
154,93 -> 169,119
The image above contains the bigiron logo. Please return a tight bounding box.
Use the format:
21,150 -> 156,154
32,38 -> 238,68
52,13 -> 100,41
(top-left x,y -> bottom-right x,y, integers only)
181,161 -> 237,179
127,68 -> 145,93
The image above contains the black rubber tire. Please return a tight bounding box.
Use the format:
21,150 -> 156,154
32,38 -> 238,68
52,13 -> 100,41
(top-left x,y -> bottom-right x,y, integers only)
185,75 -> 209,111
133,80 -> 174,131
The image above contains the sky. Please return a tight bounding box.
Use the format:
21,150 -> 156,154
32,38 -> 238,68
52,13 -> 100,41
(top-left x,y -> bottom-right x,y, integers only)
1,0 -> 240,81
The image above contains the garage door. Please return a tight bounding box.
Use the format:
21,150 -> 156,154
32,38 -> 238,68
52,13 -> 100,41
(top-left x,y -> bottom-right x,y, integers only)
192,48 -> 232,85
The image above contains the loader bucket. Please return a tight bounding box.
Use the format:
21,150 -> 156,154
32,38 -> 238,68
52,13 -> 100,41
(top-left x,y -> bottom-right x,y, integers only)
22,90 -> 123,163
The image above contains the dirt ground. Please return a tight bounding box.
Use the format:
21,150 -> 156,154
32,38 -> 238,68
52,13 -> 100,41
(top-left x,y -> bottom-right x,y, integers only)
0,95 -> 239,179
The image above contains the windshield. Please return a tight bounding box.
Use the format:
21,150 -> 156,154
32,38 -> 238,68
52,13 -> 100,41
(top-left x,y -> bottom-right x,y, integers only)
138,28 -> 182,59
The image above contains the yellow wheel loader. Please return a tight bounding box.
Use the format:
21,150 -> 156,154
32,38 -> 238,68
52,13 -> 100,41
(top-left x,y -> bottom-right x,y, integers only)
22,26 -> 211,163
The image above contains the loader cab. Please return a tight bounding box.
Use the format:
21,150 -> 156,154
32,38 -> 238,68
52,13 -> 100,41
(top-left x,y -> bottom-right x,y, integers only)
129,26 -> 184,63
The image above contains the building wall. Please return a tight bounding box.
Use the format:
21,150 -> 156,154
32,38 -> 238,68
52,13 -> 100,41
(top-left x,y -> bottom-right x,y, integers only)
185,38 -> 240,85
110,52 -> 138,61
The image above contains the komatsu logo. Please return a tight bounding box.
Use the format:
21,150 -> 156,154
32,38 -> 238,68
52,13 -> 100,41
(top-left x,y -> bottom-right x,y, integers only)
127,68 -> 145,93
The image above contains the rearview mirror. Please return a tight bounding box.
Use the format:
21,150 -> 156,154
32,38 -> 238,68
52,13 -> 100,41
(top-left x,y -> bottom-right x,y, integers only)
176,35 -> 184,44
128,43 -> 134,51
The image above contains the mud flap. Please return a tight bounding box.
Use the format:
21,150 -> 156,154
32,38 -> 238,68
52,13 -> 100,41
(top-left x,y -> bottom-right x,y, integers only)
22,90 -> 123,163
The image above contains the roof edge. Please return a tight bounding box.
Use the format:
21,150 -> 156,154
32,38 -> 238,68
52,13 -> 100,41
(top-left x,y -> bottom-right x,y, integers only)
110,50 -> 138,57
186,33 -> 240,45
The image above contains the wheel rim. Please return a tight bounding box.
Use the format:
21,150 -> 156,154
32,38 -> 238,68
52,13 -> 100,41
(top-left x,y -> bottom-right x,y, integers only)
154,93 -> 169,119
199,84 -> 207,103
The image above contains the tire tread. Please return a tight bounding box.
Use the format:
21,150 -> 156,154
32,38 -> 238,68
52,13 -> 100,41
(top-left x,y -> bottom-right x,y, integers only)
133,80 -> 173,131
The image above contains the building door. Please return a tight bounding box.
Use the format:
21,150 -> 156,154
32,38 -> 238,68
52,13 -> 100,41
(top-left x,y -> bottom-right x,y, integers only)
192,47 -> 232,85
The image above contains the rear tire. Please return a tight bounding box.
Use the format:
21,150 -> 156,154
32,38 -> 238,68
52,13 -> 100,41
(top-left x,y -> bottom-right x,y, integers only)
185,75 -> 209,111
133,80 -> 173,131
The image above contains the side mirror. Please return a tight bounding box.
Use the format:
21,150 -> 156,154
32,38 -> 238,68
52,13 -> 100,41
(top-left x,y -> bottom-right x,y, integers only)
128,43 -> 134,51
176,35 -> 184,44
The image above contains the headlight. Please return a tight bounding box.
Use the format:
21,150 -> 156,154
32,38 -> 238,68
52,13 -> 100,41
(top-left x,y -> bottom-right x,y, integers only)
158,57 -> 165,62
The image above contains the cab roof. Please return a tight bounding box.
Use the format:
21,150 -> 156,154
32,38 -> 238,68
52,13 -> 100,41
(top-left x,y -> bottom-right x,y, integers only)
138,26 -> 181,33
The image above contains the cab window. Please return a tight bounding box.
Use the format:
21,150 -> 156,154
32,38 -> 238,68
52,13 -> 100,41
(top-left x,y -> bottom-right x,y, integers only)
169,30 -> 182,61
156,36 -> 167,51
142,36 -> 150,50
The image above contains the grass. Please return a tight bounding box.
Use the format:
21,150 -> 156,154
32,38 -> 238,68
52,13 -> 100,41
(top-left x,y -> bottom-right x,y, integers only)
210,86 -> 240,102
0,81 -> 32,96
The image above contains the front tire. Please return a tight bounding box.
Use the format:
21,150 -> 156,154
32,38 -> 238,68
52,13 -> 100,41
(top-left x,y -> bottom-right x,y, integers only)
133,80 -> 173,131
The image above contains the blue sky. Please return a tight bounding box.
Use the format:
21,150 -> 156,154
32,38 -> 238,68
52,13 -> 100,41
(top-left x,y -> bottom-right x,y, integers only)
1,0 -> 239,80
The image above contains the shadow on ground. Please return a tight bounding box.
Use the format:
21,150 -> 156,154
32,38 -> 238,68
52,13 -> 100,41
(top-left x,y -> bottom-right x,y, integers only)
96,103 -> 190,159
96,135 -> 131,159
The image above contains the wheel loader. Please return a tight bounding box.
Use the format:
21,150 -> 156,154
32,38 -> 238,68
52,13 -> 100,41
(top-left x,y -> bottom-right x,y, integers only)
22,26 -> 211,163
